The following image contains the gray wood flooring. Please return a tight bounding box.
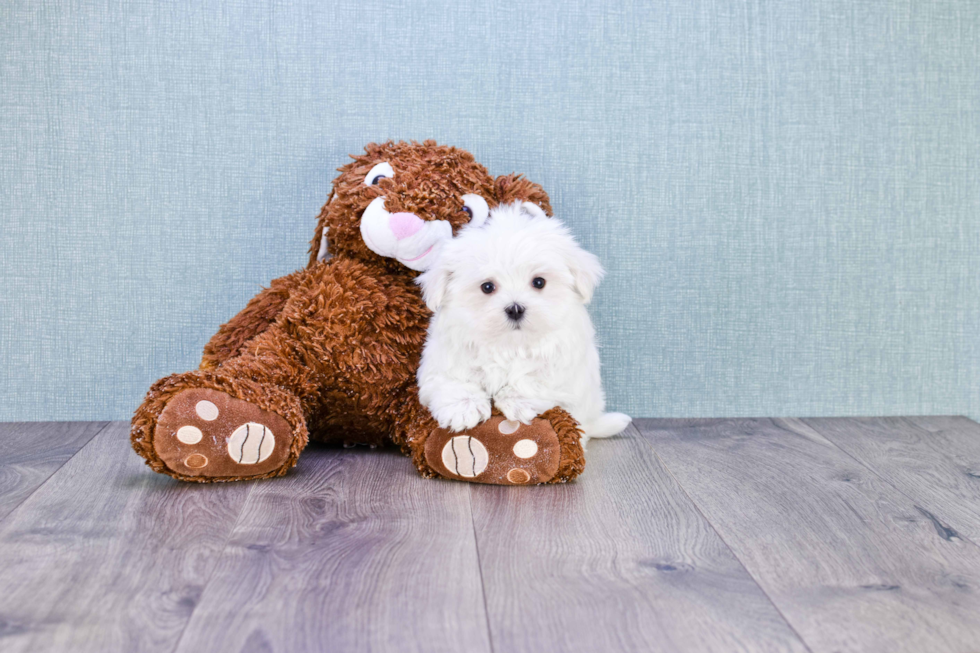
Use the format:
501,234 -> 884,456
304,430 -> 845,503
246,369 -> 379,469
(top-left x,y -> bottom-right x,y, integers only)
1,417 -> 979,653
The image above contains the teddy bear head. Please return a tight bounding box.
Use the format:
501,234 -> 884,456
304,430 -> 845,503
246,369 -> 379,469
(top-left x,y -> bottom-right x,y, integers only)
309,140 -> 552,272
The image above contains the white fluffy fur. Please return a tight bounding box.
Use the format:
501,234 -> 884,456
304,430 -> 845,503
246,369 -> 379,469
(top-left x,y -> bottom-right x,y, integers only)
416,201 -> 631,446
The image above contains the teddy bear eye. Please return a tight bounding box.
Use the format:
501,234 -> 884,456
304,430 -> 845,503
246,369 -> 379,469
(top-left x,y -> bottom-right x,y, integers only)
480,281 -> 495,294
461,194 -> 489,226
364,162 -> 394,186
532,277 -> 546,290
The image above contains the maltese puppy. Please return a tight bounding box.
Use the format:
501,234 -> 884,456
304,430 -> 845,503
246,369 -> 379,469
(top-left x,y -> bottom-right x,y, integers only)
416,200 -> 631,446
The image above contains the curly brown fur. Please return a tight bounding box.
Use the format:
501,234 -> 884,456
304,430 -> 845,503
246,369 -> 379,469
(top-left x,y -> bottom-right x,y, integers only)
200,269 -> 305,370
131,140 -> 583,484
494,173 -> 553,216
540,407 -> 587,483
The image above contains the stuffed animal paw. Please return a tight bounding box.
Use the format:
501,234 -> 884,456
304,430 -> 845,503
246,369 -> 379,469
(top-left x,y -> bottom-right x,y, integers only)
422,408 -> 586,485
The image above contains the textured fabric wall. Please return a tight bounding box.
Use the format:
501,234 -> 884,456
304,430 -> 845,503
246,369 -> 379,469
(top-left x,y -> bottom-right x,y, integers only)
1,0 -> 978,422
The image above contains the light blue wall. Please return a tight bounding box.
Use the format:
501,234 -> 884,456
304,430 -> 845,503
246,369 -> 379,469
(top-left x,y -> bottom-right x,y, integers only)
1,0 -> 978,422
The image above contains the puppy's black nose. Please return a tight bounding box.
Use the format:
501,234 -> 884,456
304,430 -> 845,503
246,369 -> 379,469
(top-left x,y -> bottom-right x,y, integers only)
504,303 -> 526,321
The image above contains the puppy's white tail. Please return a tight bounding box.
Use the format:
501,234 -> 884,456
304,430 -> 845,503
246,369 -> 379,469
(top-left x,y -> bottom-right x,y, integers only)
583,412 -> 632,440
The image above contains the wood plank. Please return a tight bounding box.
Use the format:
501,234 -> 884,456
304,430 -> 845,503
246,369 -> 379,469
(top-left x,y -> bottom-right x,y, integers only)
803,417 -> 980,542
0,421 -> 251,652
173,445 -> 491,653
471,425 -> 809,653
0,422 -> 108,522
639,418 -> 980,653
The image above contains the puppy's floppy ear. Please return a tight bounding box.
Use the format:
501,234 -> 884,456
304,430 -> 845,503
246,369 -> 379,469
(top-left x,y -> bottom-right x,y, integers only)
519,201 -> 548,220
494,174 -> 553,217
415,260 -> 451,312
563,239 -> 605,304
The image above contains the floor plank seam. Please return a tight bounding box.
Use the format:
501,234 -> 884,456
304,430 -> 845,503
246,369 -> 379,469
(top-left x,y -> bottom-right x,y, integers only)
631,425 -> 817,653
798,417 -> 980,553
467,485 -> 497,653
166,478 -> 258,653
0,421 -> 110,530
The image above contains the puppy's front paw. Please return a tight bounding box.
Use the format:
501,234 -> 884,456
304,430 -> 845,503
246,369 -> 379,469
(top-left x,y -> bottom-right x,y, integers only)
432,397 -> 492,433
495,397 -> 552,425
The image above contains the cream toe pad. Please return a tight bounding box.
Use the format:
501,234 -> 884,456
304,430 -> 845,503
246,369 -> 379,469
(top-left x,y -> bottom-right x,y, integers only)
176,425 -> 203,444
195,400 -> 219,421
513,439 -> 538,458
498,420 -> 521,435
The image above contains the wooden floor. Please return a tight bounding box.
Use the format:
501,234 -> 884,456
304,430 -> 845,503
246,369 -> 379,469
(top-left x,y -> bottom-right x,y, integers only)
2,418 -> 980,652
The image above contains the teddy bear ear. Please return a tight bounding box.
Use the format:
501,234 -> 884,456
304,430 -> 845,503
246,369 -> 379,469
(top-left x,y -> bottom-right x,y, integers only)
494,174 -> 553,217
307,189 -> 335,267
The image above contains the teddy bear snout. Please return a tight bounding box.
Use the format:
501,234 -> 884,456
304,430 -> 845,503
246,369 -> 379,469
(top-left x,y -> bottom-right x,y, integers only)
389,212 -> 425,241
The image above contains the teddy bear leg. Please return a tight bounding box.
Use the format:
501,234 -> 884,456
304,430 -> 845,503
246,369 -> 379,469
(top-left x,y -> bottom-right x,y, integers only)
399,400 -> 586,485
131,346 -> 313,483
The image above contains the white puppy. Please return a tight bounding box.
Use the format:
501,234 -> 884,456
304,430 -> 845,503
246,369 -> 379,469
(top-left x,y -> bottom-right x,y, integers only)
416,201 -> 631,446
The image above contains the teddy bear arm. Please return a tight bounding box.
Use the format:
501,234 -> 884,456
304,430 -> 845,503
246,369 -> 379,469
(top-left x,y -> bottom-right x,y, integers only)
200,270 -> 302,370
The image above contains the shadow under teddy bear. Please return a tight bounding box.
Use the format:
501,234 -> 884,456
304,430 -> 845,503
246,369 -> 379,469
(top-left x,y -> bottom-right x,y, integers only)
131,140 -> 585,485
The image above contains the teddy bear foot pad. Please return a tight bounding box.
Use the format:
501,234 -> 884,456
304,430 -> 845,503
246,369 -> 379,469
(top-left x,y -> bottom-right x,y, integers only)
153,388 -> 294,480
424,416 -> 561,485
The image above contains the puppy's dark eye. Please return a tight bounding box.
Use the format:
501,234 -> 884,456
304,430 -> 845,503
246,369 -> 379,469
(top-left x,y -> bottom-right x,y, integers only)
481,282 -> 495,294
461,205 -> 473,219
532,277 -> 546,290
370,175 -> 387,186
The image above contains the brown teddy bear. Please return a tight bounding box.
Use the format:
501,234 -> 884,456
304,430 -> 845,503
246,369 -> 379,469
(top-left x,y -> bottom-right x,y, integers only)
131,141 -> 586,485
